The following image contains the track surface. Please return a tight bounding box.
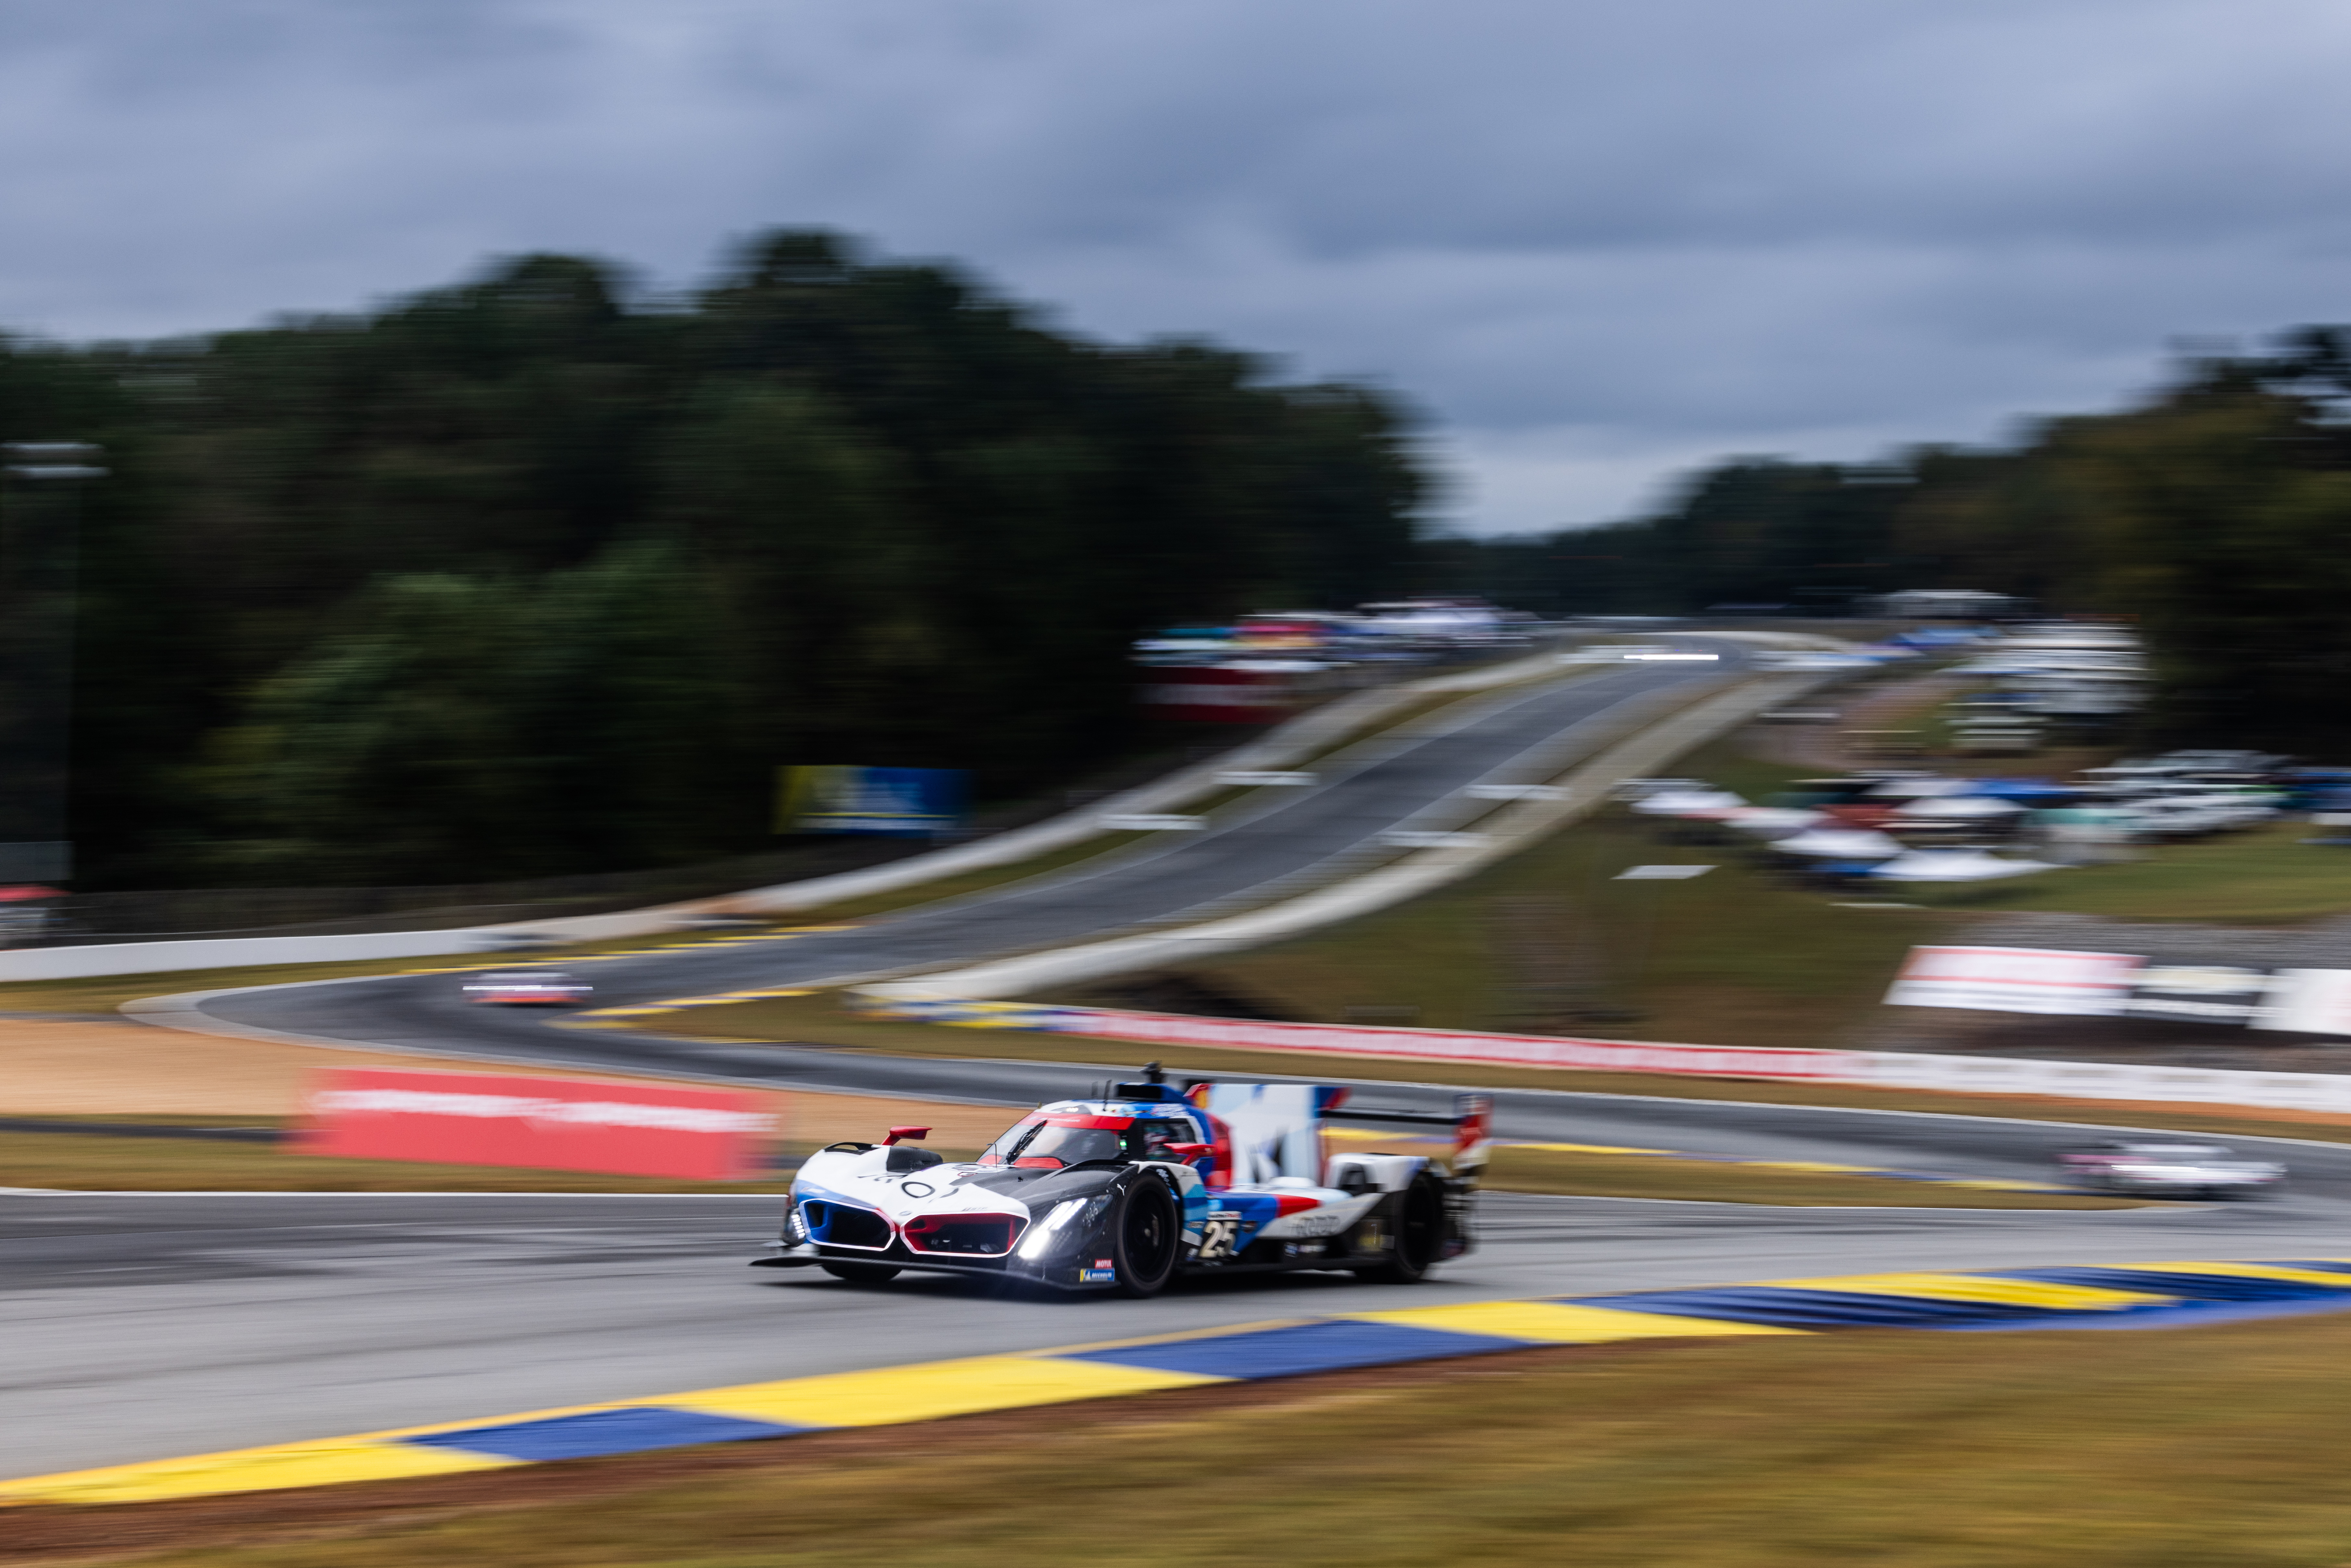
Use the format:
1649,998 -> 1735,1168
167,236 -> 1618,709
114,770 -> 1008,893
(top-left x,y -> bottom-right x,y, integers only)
4,1188 -> 2334,1481
24,642 -> 2350,1484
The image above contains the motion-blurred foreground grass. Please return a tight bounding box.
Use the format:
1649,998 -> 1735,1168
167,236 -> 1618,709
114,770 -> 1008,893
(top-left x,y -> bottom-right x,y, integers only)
32,1312 -> 2351,1568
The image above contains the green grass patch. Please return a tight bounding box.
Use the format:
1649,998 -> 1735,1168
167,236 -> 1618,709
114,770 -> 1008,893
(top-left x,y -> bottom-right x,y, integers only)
1918,820 -> 2351,922
34,1310 -> 2351,1566
1103,754 -> 1958,1051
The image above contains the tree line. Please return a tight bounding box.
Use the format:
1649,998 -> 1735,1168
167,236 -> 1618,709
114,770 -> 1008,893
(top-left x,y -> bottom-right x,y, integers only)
1439,331 -> 2351,755
0,232 -> 1426,889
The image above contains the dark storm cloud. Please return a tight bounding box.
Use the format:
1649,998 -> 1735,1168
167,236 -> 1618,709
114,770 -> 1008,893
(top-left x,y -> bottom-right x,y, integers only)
4,0 -> 2348,530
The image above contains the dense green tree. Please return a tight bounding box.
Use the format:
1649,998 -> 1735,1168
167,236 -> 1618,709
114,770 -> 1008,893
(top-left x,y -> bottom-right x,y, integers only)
0,233 -> 1431,887
1451,335 -> 2351,756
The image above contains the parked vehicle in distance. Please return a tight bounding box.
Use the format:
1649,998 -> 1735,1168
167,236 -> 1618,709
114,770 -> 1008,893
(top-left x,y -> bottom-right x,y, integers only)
2057,1139 -> 2284,1199
2116,795 -> 2277,839
462,970 -> 594,1006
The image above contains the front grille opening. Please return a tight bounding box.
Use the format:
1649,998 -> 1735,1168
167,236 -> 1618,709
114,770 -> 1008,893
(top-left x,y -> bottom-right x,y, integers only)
803,1201 -> 892,1250
903,1213 -> 1022,1256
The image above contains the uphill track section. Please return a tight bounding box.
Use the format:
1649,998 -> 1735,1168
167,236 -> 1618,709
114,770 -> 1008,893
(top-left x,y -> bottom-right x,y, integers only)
186,650 -> 1746,1070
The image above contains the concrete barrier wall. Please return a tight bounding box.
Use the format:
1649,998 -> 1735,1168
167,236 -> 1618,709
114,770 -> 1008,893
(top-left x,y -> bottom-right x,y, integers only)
862,995 -> 2351,1117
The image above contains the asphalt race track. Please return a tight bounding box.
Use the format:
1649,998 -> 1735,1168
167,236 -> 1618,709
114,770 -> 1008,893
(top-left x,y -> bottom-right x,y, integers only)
5,1188 -> 2339,1481
195,650 -> 1745,1064
20,641 -> 2351,1485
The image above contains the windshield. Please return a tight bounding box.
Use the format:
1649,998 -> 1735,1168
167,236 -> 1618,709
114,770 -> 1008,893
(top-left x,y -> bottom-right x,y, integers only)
979,1114 -> 1197,1169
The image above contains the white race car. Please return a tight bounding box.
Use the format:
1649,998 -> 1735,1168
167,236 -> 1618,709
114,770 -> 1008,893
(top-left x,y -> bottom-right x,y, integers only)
2058,1139 -> 2285,1199
461,970 -> 594,1006
754,1067 -> 1489,1296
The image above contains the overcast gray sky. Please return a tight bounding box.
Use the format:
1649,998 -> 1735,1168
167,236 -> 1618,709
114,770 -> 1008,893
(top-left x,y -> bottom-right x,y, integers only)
5,0 -> 2347,533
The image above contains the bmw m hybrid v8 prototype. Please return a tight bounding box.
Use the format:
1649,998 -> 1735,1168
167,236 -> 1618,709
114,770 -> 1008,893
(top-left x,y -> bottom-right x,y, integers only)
754,1068 -> 1489,1297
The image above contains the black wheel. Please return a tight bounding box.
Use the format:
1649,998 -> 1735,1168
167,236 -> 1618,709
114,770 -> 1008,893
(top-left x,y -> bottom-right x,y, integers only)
1355,1172 -> 1446,1285
820,1262 -> 901,1284
1110,1177 -> 1181,1299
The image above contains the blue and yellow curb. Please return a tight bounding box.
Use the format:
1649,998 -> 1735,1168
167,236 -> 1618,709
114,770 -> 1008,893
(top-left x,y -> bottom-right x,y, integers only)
11,1258 -> 2351,1509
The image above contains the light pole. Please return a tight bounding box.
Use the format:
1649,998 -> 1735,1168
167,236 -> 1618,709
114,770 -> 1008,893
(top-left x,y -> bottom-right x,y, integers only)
0,442 -> 106,885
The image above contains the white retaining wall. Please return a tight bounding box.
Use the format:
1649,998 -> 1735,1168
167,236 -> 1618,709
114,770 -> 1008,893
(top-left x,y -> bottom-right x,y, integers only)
866,997 -> 2351,1117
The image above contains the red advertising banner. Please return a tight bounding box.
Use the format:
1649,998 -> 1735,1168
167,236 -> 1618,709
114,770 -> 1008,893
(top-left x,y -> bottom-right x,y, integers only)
1139,665 -> 1299,724
302,1068 -> 773,1180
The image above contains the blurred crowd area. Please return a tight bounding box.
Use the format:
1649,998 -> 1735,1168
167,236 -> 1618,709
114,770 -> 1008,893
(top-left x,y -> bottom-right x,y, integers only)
1620,623 -> 2348,892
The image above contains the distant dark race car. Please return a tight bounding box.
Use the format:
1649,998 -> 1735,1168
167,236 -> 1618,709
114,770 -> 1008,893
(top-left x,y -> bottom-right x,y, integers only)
754,1067 -> 1490,1297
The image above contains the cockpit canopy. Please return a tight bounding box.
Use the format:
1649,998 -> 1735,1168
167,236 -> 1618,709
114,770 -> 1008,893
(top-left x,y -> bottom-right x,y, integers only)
978,1107 -> 1204,1170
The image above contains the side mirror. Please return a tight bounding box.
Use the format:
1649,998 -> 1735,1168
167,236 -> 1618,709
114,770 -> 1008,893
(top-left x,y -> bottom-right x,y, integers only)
883,1125 -> 932,1146
1163,1143 -> 1212,1163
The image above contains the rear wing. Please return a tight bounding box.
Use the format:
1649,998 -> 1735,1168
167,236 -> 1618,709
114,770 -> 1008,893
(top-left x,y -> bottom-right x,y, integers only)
1312,1091 -> 1494,1189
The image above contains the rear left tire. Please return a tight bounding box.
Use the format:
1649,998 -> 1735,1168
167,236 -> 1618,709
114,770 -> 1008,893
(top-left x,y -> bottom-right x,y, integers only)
1355,1171 -> 1446,1285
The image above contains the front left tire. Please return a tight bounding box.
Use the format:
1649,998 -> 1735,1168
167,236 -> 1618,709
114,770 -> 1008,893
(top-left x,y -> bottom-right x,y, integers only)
1110,1177 -> 1180,1299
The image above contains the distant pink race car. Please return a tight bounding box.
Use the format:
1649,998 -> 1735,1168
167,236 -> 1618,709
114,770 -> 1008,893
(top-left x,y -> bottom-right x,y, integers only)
462,970 -> 594,1006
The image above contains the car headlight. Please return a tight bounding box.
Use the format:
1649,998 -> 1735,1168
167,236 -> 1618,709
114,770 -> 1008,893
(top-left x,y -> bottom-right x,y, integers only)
1016,1198 -> 1088,1261
784,1202 -> 810,1244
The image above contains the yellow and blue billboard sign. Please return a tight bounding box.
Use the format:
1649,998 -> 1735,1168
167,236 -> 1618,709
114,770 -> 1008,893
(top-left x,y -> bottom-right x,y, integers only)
778,766 -> 967,837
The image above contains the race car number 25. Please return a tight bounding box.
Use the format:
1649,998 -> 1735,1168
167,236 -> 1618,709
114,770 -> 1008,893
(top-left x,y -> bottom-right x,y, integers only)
1197,1213 -> 1243,1261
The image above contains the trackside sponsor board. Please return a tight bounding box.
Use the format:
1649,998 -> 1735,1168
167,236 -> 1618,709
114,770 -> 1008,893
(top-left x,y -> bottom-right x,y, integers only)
1043,1007 -> 1852,1081
2121,964 -> 2274,1025
2259,969 -> 2351,1035
302,1068 -> 772,1180
1883,945 -> 2142,1016
1139,666 -> 1298,724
